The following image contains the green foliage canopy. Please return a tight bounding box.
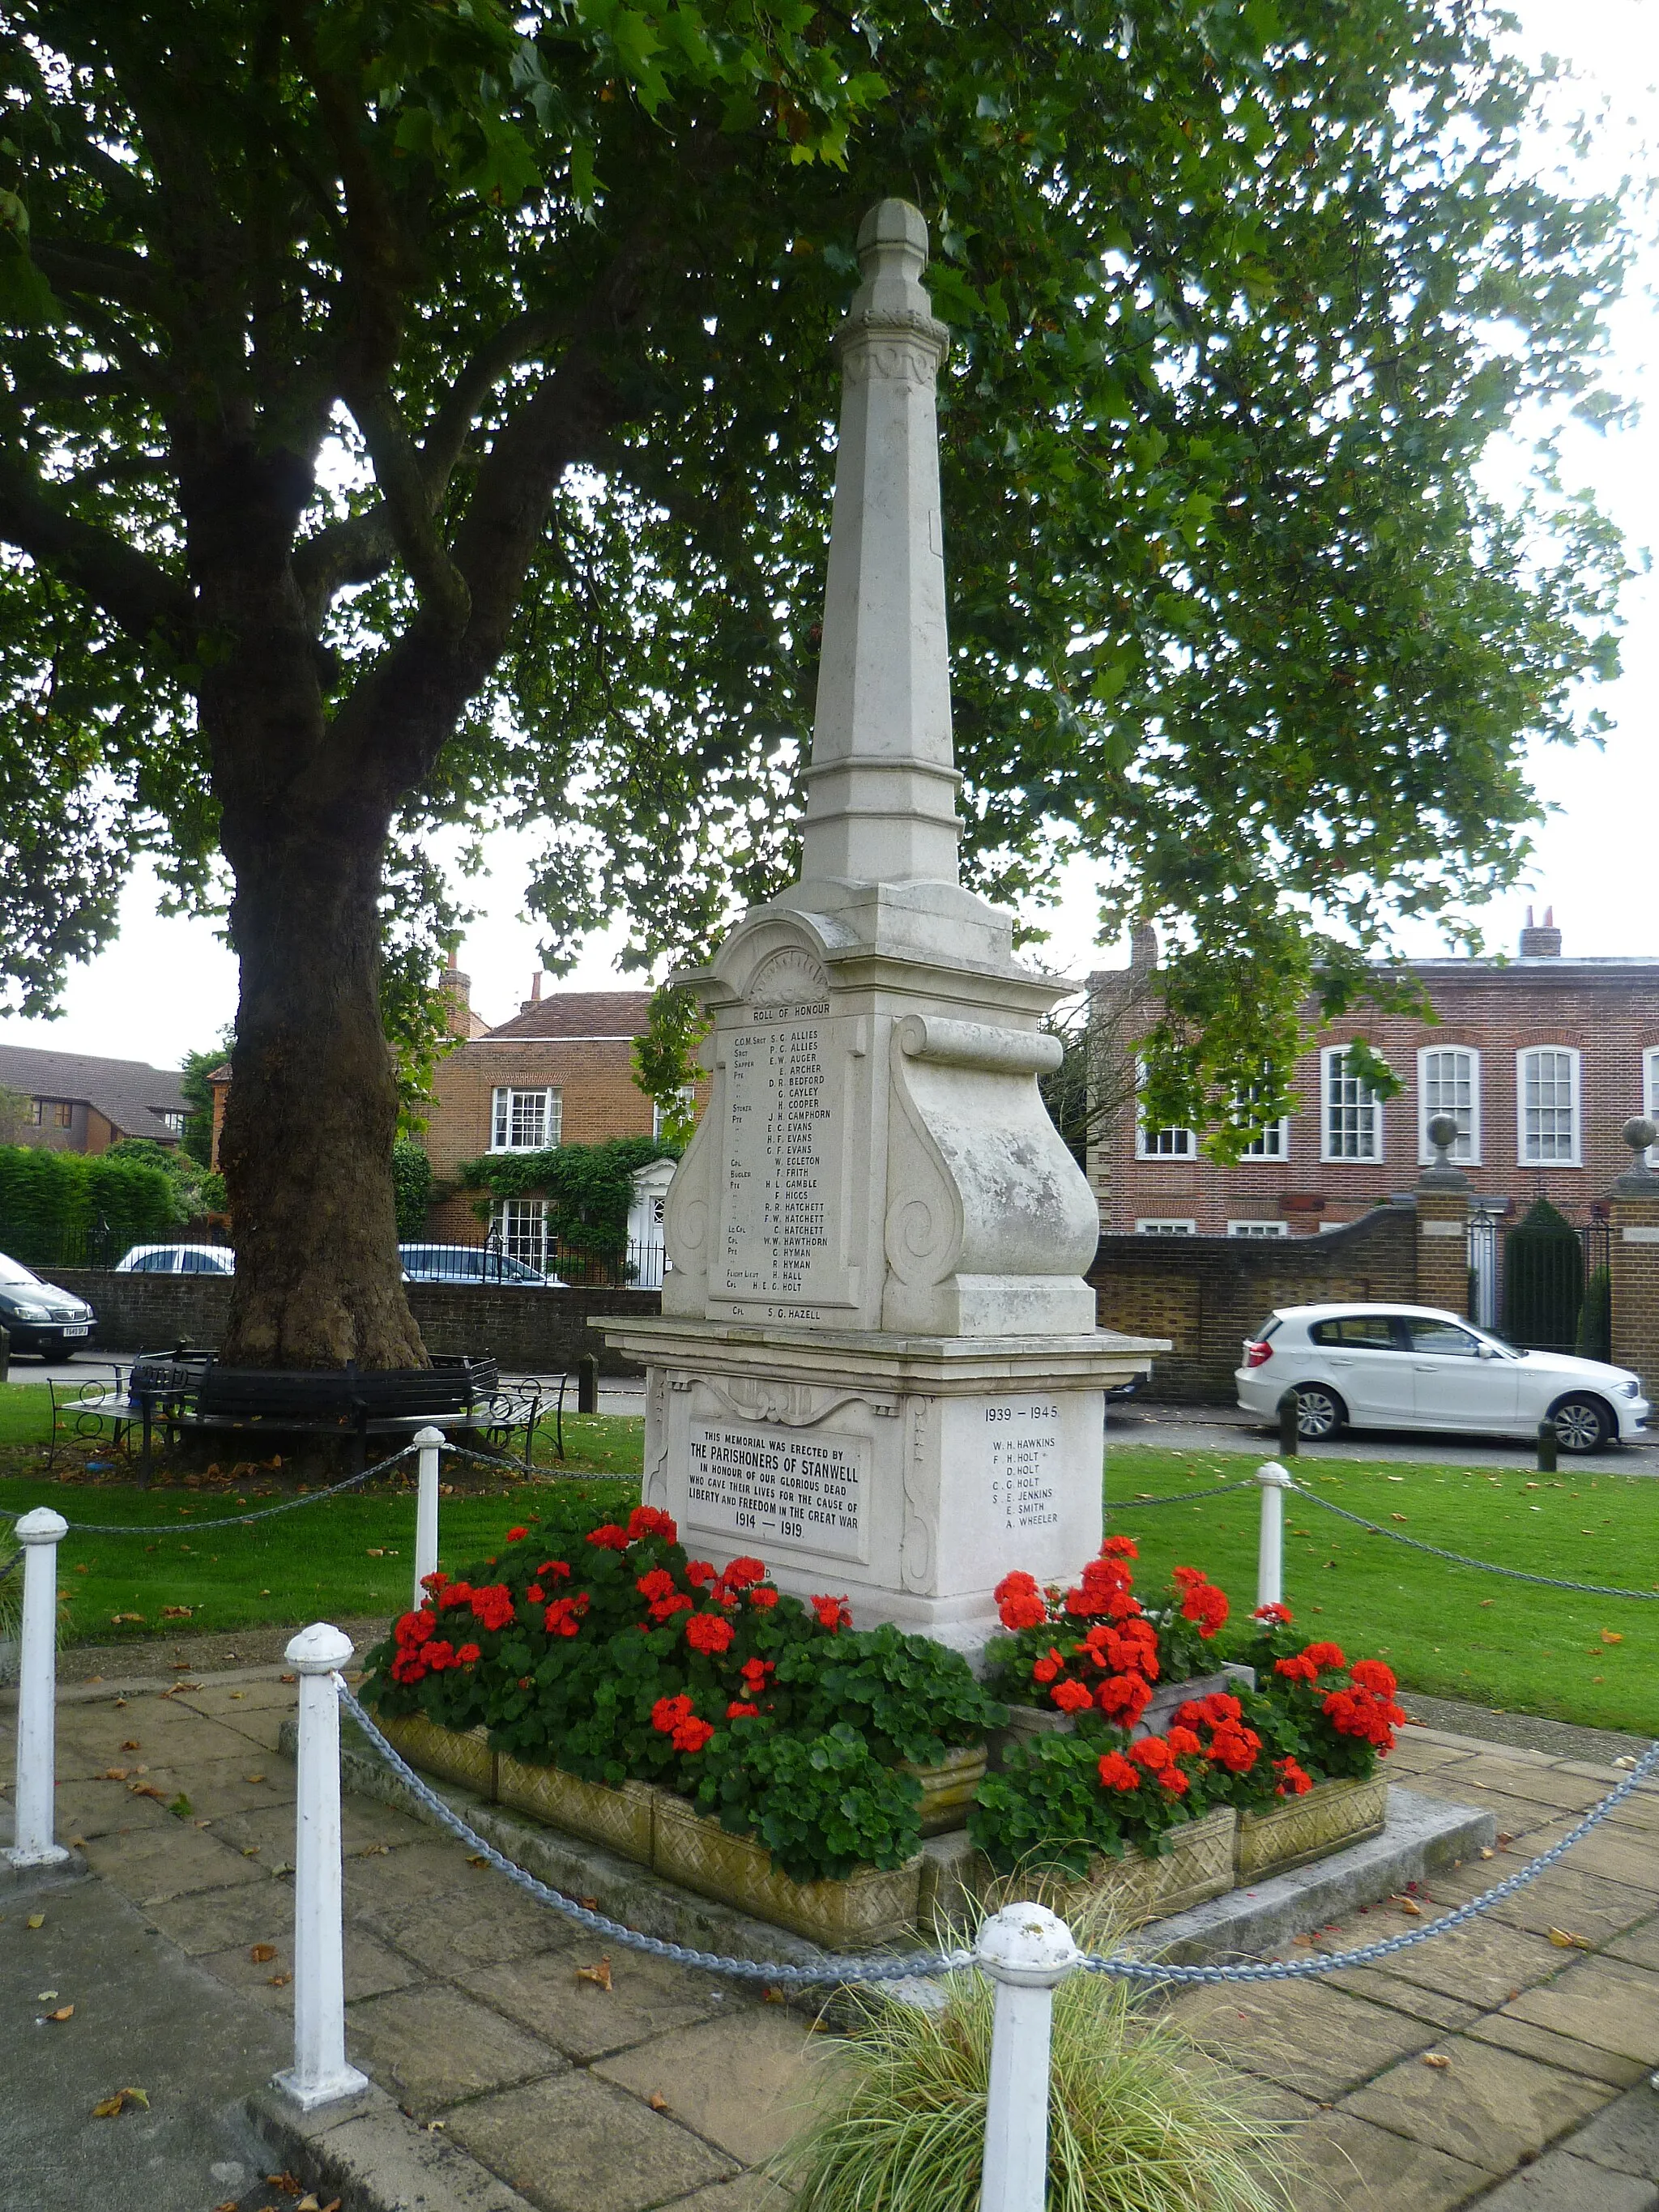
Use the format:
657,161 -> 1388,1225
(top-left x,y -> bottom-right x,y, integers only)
0,0 -> 1633,1154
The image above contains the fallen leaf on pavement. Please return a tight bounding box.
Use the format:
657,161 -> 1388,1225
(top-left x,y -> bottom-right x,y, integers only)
1480,1847 -> 1496,1860
250,1943 -> 278,1963
129,1783 -> 166,1801
266,2174 -> 304,2196
1397,1898 -> 1422,1917
213,2201 -> 241,2210
575,1958 -> 612,1991
1547,1929 -> 1591,1950
268,1972 -> 292,1988
103,1767 -> 130,1781
92,2096 -> 125,2120
355,1842 -> 388,1857
92,2086 -> 148,2117
279,1673 -> 296,1684
245,1774 -> 267,1784
649,2093 -> 670,2112
1422,2053 -> 1451,2069
467,1854 -> 490,1868
242,1847 -> 262,1858
121,1740 -> 139,1751
579,1895 -> 599,1910
47,2005 -> 74,2022
26,1914 -> 44,1930
36,1990 -> 56,2001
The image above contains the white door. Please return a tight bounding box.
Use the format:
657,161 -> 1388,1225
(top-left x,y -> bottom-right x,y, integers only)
1306,1314 -> 1415,1424
1407,1315 -> 1519,1431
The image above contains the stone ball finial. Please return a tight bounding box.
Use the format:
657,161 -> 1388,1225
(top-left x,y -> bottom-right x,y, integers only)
1624,1117 -> 1657,1157
1427,1114 -> 1460,1161
856,198 -> 929,263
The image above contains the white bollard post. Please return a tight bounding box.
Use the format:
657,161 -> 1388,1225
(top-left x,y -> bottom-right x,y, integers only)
275,1623 -> 369,2111
413,1425 -> 443,1608
4,1507 -> 69,1869
1255,1460 -> 1292,1613
976,1902 -> 1080,2212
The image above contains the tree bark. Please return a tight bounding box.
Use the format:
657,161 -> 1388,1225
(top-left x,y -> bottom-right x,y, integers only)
215,802 -> 427,1370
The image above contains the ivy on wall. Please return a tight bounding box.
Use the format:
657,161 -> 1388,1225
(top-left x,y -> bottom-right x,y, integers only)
456,1136 -> 679,1261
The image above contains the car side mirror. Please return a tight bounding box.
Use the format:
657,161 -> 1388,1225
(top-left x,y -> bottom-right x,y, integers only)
1478,1344 -> 1498,1359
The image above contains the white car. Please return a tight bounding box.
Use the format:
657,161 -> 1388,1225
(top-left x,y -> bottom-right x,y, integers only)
113,1243 -> 236,1276
1236,1302 -> 1649,1455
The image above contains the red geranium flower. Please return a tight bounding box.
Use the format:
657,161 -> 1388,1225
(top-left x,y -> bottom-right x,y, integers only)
1350,1659 -> 1398,1699
1050,1679 -> 1094,1713
1128,1736 -> 1173,1772
726,1701 -> 761,1719
1097,1751 -> 1141,1792
637,1567 -> 677,1603
586,1524 -> 630,1551
505,1526 -> 528,1541
1253,1600 -> 1293,1625
1157,1767 -> 1190,1794
420,1570 -> 450,1592
538,1560 -> 571,1581
1095,1673 -> 1153,1725
438,1581 -> 474,1611
1165,1725 -> 1202,1757
722,1557 -> 767,1591
686,1560 -> 718,1588
740,1657 -> 774,1691
628,1506 -> 678,1543
812,1595 -> 851,1632
1274,1756 -> 1314,1797
544,1595 -> 588,1637
672,1715 -> 714,1754
1303,1641 -> 1348,1673
1031,1650 -> 1064,1686
1102,1535 -> 1139,1559
652,1694 -> 693,1733
684,1612 -> 735,1656
456,1642 -> 481,1665
425,1639 -> 457,1671
747,1588 -> 778,1609
468,1583 -> 516,1632
1274,1653 -> 1320,1683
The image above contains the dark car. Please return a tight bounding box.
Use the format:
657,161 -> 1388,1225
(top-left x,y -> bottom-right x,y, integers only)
0,1251 -> 96,1357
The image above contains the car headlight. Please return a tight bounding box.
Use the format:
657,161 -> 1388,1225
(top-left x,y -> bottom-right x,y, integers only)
10,1304 -> 51,1320
1620,1379 -> 1641,1398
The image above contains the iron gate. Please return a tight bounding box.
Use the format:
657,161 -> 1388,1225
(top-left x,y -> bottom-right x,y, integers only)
1497,1199 -> 1611,1357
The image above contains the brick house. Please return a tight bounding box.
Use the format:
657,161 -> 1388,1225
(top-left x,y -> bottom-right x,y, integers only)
0,1043 -> 188,1153
1087,911 -> 1659,1268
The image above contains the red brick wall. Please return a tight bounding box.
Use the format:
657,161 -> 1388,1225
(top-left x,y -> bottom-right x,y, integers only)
1090,961 -> 1659,1234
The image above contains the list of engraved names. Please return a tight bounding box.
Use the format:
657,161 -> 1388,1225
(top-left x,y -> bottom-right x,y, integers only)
719,999 -> 841,1301
687,1421 -> 868,1562
983,1399 -> 1061,1533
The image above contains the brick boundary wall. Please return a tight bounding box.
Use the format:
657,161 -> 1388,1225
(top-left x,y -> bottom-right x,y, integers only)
1087,1205 -> 1419,1403
42,1271 -> 660,1378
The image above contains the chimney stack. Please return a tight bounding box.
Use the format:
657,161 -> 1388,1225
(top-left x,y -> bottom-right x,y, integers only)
1128,923 -> 1159,974
520,972 -> 544,1013
1520,905 -> 1562,958
440,949 -> 474,1038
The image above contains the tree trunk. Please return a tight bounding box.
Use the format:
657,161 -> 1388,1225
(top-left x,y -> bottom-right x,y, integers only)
215,801 -> 428,1371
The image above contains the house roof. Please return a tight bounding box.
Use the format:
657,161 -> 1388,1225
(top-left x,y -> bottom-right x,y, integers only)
486,991 -> 655,1042
0,1043 -> 190,1142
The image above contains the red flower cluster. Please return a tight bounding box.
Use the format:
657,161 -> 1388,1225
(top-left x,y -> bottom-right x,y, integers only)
993,1571 -> 1049,1632
544,1594 -> 587,1637
538,1560 -> 571,1582
812,1595 -> 851,1632
1253,1601 -> 1293,1626
650,1694 -> 714,1754
467,1583 -> 516,1633
1323,1681 -> 1405,1752
1097,1750 -> 1141,1792
1128,1736 -> 1189,1794
505,1525 -> 529,1542
586,1524 -> 630,1551
685,1611 -> 736,1656
628,1506 -> 678,1542
740,1656 -> 774,1695
1064,1543 -> 1141,1624
1274,1756 -> 1314,1797
637,1567 -> 694,1623
1175,1691 -> 1261,1778
1171,1564 -> 1229,1639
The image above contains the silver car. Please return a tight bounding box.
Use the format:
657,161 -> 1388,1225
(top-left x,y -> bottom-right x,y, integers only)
1236,1301 -> 1649,1454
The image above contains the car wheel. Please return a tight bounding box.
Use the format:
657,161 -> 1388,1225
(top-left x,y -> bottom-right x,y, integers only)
1294,1384 -> 1346,1441
1551,1395 -> 1610,1455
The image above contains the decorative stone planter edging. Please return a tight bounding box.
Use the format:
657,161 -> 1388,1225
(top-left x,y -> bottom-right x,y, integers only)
1235,1773 -> 1388,1881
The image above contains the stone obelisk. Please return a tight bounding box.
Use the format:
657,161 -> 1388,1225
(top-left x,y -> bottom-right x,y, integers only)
604,201 -> 1160,1654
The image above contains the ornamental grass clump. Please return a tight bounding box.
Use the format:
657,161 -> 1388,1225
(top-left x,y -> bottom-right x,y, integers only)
773,1894 -> 1291,2212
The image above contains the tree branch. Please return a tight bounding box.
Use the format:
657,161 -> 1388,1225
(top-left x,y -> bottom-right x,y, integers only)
342,384 -> 471,634
0,452 -> 192,645
31,240 -> 173,318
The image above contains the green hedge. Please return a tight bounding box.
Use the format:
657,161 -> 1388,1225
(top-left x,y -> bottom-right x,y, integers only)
0,1146 -> 177,1266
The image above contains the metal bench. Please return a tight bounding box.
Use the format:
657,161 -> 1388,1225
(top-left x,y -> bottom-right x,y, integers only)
45,1364 -> 135,1473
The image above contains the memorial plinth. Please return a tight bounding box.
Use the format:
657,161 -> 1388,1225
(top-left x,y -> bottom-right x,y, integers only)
604,199 -> 1162,1655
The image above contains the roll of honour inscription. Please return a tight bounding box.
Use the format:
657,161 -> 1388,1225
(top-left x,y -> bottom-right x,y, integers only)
716,997 -> 847,1305
686,1420 -> 870,1563
983,1399 -> 1062,1534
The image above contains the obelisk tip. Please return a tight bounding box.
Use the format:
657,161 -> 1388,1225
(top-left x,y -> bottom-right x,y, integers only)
855,198 -> 929,264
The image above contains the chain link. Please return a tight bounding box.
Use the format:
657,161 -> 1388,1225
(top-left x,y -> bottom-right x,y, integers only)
1285,1477 -> 1659,1600
0,1440 -> 420,1536
334,1682 -> 1659,1990
1107,1478 -> 1261,1508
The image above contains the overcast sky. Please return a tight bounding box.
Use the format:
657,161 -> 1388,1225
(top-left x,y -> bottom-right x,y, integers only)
5,0 -> 1655,1063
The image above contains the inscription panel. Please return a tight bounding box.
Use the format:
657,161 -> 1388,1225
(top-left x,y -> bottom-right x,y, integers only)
980,1398 -> 1063,1535
714,997 -> 850,1305
686,1418 -> 869,1562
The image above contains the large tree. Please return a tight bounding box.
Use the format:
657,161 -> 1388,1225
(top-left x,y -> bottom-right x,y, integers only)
0,0 -> 1629,1362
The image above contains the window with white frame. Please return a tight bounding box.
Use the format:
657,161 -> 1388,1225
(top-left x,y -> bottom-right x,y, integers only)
1418,1046 -> 1480,1165
490,1085 -> 561,1152
653,1085 -> 695,1140
1645,1046 -> 1659,1167
1231,1083 -> 1290,1159
1135,1120 -> 1195,1159
1227,1220 -> 1289,1238
1321,1048 -> 1382,1161
490,1197 -> 550,1272
1135,1217 -> 1196,1234
1516,1047 -> 1580,1166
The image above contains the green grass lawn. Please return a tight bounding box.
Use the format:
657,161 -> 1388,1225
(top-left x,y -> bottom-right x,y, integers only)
1107,1446 -> 1659,1738
0,1413 -> 646,1646
7,1416 -> 1657,1739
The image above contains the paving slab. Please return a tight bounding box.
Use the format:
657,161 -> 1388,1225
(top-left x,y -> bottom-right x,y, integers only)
1326,1914 -> 1570,2013
1550,2079 -> 1659,2178
1283,2108 -> 1496,2210
1341,2035 -> 1611,2172
1431,1859 -> 1658,1946
345,1982 -> 565,2116
1163,1979 -> 1440,2101
79,1817 -> 272,1904
455,1943 -> 729,2064
441,2070 -> 738,2212
1505,1954 -> 1659,2065
591,2009 -> 832,2164
1464,2010 -> 1652,2089
1471,2151 -> 1659,2210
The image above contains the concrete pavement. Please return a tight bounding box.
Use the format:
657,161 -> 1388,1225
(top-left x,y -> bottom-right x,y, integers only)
6,1663 -> 1659,2209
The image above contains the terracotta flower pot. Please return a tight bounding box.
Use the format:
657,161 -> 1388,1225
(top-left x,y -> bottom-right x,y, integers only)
1236,1774 -> 1388,1881
651,1791 -> 923,1948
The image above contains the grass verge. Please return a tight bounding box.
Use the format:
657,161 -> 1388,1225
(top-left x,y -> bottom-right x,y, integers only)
1107,1444 -> 1659,1737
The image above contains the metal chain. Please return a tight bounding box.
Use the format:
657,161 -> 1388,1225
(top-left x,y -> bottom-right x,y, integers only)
333,1681 -> 1659,1990
0,1440 -> 419,1536
335,1682 -> 975,1985
1107,1478 -> 1261,1508
1285,1477 -> 1659,1600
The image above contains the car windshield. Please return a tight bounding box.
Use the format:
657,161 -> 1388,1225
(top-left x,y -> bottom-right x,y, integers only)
0,1253 -> 41,1286
1469,1326 -> 1521,1357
